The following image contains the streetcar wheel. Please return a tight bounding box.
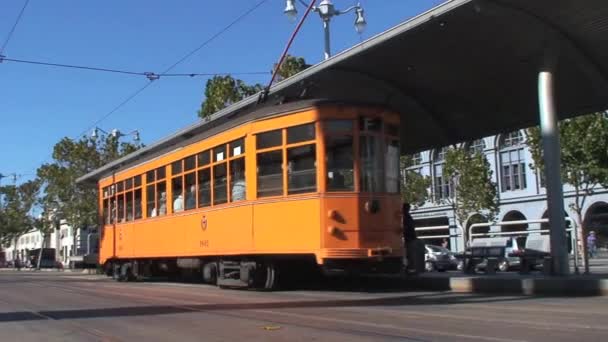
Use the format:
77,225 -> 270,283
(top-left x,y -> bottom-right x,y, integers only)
498,260 -> 510,272
263,262 -> 278,290
203,262 -> 218,285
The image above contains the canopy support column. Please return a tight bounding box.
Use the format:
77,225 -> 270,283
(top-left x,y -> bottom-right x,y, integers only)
538,66 -> 570,276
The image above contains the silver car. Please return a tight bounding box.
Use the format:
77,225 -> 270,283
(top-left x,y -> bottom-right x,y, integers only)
425,245 -> 460,272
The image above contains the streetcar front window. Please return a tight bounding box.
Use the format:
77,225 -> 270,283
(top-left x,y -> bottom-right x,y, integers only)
360,135 -> 385,193
326,135 -> 354,191
385,139 -> 400,193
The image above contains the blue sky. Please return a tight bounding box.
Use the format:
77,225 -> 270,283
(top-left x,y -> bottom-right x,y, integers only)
0,0 -> 445,184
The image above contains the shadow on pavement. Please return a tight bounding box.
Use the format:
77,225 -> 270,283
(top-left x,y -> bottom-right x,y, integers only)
0,291 -> 533,323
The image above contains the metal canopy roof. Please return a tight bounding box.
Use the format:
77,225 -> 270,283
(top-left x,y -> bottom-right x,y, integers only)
78,0 -> 608,183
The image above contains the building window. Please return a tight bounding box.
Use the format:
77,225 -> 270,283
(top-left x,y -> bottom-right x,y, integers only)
411,152 -> 422,166
499,131 -> 527,191
468,139 -> 486,155
432,147 -> 451,200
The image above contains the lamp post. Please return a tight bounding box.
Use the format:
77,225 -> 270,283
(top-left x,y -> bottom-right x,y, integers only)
91,127 -> 140,142
284,0 -> 367,60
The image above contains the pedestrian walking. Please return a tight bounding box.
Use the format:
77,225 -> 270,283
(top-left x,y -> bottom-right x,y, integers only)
587,231 -> 597,258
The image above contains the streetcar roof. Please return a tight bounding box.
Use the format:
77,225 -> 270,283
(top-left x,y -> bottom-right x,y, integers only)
78,0 -> 608,184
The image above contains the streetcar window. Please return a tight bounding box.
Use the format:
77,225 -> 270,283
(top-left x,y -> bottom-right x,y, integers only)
360,135 -> 386,192
103,186 -> 109,198
125,178 -> 133,190
134,188 -> 142,219
103,199 -> 110,225
156,167 -> 166,180
386,139 -> 400,193
257,150 -> 283,197
386,124 -> 399,137
184,155 -> 196,171
326,135 -> 354,191
146,170 -> 155,183
172,177 -> 184,213
185,172 -> 196,210
257,130 -> 282,149
117,194 -> 125,223
214,146 -> 226,162
287,123 -> 315,144
197,168 -> 211,208
146,185 -> 155,217
157,182 -> 167,216
360,117 -> 382,132
198,150 -> 210,167
213,164 -> 227,205
126,191 -> 133,221
324,120 -> 353,133
117,181 -> 124,193
230,138 -> 245,157
287,145 -> 317,194
172,160 -> 182,175
134,175 -> 142,187
230,158 -> 246,201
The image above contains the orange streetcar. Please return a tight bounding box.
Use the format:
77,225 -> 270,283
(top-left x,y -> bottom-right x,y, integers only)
78,100 -> 404,289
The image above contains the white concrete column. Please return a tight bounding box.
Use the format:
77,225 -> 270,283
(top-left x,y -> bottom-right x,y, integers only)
538,69 -> 570,275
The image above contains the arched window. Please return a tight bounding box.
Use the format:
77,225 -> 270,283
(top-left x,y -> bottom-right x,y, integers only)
432,147 -> 451,200
468,139 -> 486,155
499,131 -> 526,191
411,152 -> 422,166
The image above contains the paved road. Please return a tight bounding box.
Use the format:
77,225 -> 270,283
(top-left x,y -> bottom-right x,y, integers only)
1,271 -> 606,342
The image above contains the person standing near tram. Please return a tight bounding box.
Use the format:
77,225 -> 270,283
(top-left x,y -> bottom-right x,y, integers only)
403,202 -> 424,274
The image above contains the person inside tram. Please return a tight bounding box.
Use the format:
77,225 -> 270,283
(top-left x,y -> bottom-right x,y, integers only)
232,165 -> 246,201
159,192 -> 167,216
173,191 -> 184,212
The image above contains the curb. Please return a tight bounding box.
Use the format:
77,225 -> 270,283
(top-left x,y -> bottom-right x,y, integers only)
405,275 -> 608,296
0,268 -> 98,274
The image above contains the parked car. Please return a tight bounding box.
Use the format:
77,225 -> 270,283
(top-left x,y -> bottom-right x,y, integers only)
466,236 -> 532,272
424,245 -> 460,272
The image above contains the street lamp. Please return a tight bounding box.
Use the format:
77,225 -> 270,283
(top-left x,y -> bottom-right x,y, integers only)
284,0 -> 367,60
91,127 -> 140,142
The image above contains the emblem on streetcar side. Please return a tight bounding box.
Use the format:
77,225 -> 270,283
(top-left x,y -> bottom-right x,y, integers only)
201,215 -> 207,231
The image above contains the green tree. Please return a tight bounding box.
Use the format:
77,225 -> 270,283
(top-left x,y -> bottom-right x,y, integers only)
0,180 -> 41,251
400,155 -> 431,208
526,112 -> 608,271
273,54 -> 310,82
197,55 -> 309,119
443,146 -> 499,240
36,134 -> 143,239
197,75 -> 263,119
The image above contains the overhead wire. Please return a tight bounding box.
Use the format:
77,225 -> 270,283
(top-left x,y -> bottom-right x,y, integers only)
0,0 -> 30,55
76,0 -> 270,138
0,57 -> 270,79
19,0 -> 271,178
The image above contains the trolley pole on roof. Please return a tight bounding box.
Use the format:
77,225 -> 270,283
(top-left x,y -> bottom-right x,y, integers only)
538,59 -> 570,276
